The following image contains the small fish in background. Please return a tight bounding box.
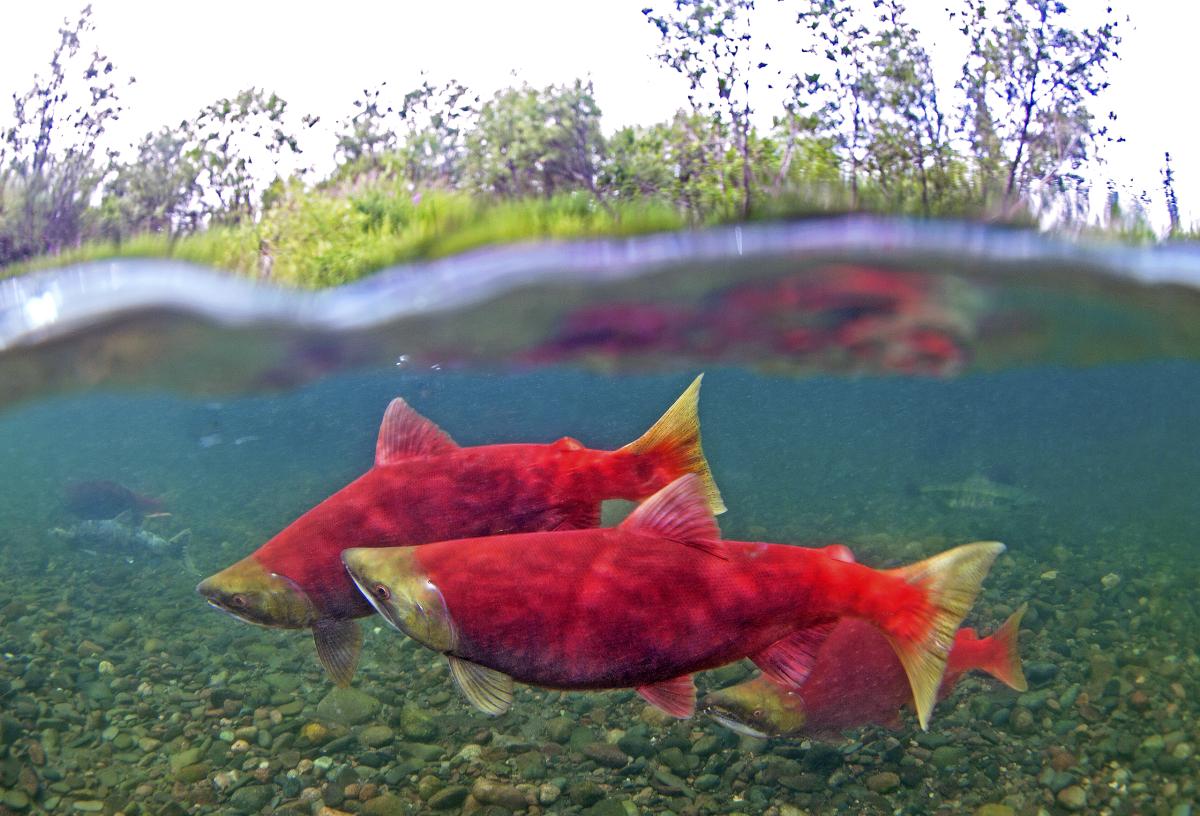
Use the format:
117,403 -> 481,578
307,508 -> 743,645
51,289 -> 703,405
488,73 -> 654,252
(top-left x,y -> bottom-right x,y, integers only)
64,479 -> 164,521
343,475 -> 1004,730
197,376 -> 725,688
50,511 -> 192,559
701,557 -> 1028,740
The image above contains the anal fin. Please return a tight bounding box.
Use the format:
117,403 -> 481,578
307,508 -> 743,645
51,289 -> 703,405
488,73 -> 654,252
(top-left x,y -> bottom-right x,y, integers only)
636,674 -> 696,718
751,622 -> 836,687
448,656 -> 513,716
312,618 -> 363,687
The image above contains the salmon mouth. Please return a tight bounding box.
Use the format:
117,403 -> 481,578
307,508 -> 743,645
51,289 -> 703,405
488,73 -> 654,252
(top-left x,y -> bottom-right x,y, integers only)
703,705 -> 772,740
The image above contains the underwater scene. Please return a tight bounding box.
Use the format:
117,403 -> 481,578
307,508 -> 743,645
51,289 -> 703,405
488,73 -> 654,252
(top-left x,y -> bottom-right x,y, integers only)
1,222 -> 1198,816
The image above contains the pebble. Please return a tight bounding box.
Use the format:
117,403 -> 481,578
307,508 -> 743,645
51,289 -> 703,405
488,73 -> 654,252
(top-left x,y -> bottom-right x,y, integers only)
866,771 -> 901,793
362,793 -> 406,816
974,806 -> 1015,816
471,778 -> 529,810
582,741 -> 630,768
428,785 -> 469,810
1056,785 -> 1087,811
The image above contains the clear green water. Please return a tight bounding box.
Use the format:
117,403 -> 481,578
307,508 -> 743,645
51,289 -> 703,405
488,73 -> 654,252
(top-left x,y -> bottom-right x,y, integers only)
1,226 -> 1198,815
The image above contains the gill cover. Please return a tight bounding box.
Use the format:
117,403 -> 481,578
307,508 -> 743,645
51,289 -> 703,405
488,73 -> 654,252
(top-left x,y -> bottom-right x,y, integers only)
343,547 -> 456,652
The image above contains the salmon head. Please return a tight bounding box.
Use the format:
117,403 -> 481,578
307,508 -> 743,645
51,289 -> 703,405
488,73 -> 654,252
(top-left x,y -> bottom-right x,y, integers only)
196,554 -> 319,630
700,676 -> 808,739
342,547 -> 457,652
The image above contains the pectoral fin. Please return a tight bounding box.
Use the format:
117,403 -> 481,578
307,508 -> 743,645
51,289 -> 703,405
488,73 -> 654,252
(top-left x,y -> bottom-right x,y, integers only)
448,656 -> 513,716
312,618 -> 363,687
636,674 -> 696,718
751,622 -> 836,687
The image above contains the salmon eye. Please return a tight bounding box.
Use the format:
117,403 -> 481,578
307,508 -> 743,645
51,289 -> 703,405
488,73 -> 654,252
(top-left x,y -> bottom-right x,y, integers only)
372,584 -> 391,602
752,708 -> 764,719
231,594 -> 249,608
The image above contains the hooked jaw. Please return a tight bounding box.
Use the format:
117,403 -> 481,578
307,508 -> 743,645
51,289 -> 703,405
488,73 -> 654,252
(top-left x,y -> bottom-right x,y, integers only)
196,555 -> 317,629
342,547 -> 456,652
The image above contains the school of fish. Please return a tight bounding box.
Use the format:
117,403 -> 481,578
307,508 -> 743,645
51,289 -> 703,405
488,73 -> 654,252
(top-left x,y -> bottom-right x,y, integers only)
199,374 -> 1021,743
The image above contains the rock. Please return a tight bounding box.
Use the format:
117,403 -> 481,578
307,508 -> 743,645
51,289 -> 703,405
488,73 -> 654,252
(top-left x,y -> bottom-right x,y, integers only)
1025,662 -> 1058,687
264,673 -> 302,693
545,716 -> 575,743
582,741 -> 629,768
587,800 -> 629,816
73,801 -> 105,813
399,703 -> 438,741
538,783 -> 562,805
931,746 -> 965,769
974,806 -> 1015,816
397,742 -> 443,762
229,784 -> 274,813
428,786 -> 470,810
169,746 -> 202,772
471,778 -> 529,810
512,750 -> 547,780
568,780 -> 605,808
2,790 -> 30,812
175,762 -> 211,783
362,793 -> 407,816
316,688 -> 381,726
103,619 -> 133,640
657,746 -> 688,774
695,774 -> 721,791
1009,707 -> 1035,734
866,771 -> 900,794
617,732 -> 652,758
0,715 -> 23,748
359,725 -> 394,748
1056,785 -> 1087,811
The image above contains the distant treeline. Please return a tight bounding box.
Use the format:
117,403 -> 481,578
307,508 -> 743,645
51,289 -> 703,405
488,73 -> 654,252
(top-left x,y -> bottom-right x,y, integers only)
0,1 -> 1189,285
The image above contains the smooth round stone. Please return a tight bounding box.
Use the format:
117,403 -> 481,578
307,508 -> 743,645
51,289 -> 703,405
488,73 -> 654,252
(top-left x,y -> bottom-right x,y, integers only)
866,771 -> 901,794
72,801 -> 104,813
581,741 -> 629,768
359,725 -> 394,748
931,746 -> 965,769
3,790 -> 30,811
229,784 -> 273,813
362,793 -> 407,816
1056,785 -> 1087,812
427,785 -> 469,810
975,806 -> 1015,816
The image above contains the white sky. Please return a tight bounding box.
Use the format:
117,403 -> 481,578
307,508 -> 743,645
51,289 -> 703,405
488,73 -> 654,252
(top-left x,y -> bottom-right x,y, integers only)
2,0 -> 1198,230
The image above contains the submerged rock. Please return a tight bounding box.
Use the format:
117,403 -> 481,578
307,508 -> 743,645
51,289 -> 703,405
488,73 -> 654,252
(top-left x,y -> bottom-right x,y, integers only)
316,688 -> 381,726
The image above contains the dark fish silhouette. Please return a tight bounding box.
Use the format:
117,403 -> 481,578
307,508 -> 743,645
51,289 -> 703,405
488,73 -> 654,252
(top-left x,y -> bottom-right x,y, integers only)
64,480 -> 164,521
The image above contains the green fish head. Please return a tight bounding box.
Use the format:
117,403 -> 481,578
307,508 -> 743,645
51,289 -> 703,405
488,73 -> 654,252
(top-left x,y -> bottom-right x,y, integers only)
700,677 -> 808,739
342,547 -> 456,653
196,555 -> 317,629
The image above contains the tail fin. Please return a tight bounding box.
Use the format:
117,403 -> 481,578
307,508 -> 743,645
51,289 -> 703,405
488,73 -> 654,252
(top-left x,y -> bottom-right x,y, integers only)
883,541 -> 1005,730
620,374 -> 726,515
979,603 -> 1028,692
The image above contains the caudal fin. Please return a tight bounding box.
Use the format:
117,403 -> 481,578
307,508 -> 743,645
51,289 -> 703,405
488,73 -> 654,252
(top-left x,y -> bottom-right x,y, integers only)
884,541 -> 1005,730
620,374 -> 726,515
979,603 -> 1028,692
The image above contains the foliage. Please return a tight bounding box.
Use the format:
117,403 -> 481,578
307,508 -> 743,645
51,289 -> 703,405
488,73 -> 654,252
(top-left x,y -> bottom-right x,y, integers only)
952,0 -> 1122,218
464,80 -> 605,199
643,0 -> 765,216
0,0 -> 1179,287
0,5 -> 128,263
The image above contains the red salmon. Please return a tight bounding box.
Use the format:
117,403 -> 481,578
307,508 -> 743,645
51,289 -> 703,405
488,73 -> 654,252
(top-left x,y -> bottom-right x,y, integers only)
342,475 -> 1004,729
197,377 -> 724,685
701,554 -> 1027,739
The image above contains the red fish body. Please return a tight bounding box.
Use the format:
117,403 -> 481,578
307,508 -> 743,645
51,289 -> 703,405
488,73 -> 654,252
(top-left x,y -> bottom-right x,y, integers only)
344,475 -> 1004,728
197,377 -> 724,685
702,602 -> 1027,739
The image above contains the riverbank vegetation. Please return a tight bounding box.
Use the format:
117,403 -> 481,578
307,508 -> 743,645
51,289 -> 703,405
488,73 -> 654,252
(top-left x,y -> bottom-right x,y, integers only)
1,1 -> 1190,287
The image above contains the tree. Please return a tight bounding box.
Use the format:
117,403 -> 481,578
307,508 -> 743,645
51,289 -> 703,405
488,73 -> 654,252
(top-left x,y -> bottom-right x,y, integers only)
97,126 -> 201,242
0,5 -> 129,263
643,0 -> 766,217
952,0 -> 1122,217
185,88 -> 311,225
464,80 -> 604,199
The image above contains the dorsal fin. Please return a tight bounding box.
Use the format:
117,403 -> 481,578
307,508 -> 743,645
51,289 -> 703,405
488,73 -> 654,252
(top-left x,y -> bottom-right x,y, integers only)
620,474 -> 724,558
822,544 -> 856,563
553,436 -> 585,451
375,397 -> 459,465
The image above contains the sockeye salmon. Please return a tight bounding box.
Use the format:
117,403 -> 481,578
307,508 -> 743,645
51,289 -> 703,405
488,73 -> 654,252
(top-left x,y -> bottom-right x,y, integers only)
197,376 -> 724,685
343,474 -> 1004,729
701,593 -> 1027,738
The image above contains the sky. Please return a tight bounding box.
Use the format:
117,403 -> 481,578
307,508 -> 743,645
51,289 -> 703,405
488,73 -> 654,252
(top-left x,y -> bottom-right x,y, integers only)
2,0 -> 1197,230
